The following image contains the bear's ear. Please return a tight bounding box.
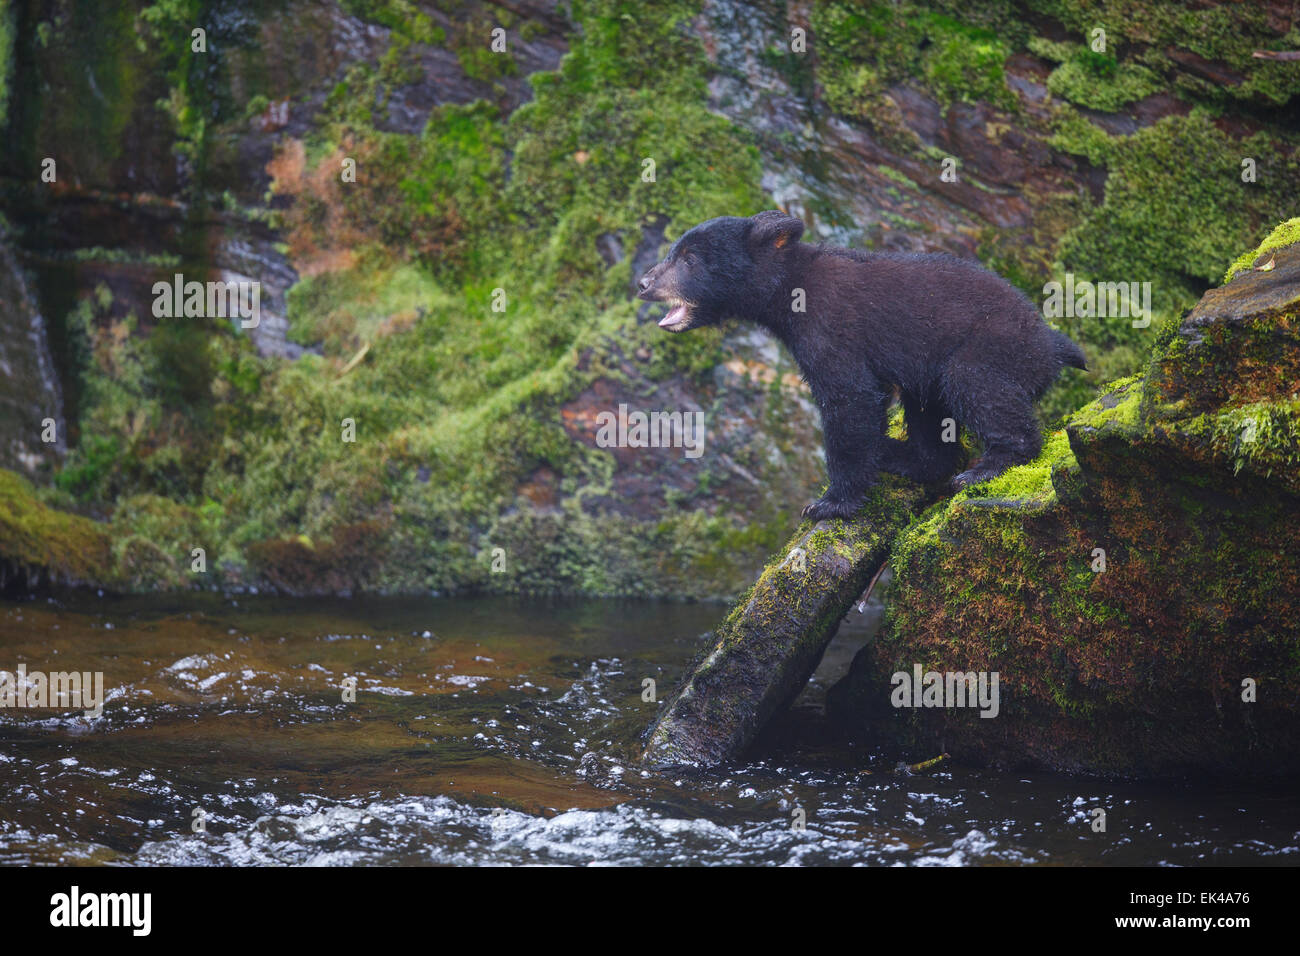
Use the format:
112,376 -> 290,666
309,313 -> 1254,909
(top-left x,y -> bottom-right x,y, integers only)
747,210 -> 805,251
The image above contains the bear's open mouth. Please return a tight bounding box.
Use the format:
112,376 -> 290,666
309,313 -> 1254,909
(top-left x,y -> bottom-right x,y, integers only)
658,298 -> 692,330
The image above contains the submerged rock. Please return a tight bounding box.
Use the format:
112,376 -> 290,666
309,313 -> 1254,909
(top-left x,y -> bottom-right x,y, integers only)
830,223 -> 1300,778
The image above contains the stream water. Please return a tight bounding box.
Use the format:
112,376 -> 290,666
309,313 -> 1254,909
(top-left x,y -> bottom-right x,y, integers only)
1,594 -> 1296,867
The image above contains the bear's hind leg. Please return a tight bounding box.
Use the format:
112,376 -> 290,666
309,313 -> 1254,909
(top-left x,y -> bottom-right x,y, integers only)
945,378 -> 1042,490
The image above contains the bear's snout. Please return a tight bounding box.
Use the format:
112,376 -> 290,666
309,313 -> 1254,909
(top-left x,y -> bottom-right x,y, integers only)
637,265 -> 664,300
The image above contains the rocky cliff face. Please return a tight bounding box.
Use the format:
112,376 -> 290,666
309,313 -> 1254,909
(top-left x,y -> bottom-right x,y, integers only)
0,223 -> 64,480
831,222 -> 1300,777
1,0 -> 1297,597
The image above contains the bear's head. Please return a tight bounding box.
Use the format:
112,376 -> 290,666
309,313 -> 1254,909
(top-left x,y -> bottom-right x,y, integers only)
637,210 -> 805,332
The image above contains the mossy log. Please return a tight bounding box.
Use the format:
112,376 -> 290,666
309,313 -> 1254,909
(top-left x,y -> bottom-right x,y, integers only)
641,477 -> 927,768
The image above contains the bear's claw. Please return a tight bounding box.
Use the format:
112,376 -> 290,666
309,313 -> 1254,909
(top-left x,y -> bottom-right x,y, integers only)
802,497 -> 860,521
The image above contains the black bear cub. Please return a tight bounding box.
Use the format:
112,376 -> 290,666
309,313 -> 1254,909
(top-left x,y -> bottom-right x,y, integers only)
637,210 -> 1087,521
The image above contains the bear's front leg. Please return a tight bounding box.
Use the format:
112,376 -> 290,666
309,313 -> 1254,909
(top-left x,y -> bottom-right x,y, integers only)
802,382 -> 886,521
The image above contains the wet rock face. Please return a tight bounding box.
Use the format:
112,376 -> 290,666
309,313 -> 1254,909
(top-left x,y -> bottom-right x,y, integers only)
558,331 -> 822,525
0,230 -> 64,479
830,235 -> 1300,779
6,0 -> 572,368
697,0 -> 1143,259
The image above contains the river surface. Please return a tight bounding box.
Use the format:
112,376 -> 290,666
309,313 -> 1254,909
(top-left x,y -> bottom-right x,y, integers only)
1,594 -> 1296,866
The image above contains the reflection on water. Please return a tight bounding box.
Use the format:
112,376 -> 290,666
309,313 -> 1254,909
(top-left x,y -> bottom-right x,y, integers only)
1,594 -> 1296,866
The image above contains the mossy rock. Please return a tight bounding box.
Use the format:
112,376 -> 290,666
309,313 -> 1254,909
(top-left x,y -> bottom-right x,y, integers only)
0,469 -> 118,592
830,233 -> 1300,779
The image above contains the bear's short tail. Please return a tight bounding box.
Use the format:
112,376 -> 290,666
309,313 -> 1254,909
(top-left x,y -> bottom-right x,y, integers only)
1052,329 -> 1088,370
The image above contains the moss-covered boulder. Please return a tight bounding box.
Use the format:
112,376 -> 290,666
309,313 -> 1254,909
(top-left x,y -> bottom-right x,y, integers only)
0,468 -> 117,592
830,222 -> 1300,777
642,476 -> 927,768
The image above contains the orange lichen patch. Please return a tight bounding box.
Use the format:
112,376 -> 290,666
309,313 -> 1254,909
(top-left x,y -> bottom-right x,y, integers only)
558,401 -> 607,436
722,358 -> 808,392
518,466 -> 560,509
296,247 -> 358,279
265,136 -> 307,193
266,138 -> 368,278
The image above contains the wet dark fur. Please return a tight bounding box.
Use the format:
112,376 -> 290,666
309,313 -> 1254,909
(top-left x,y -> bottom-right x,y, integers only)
637,211 -> 1087,520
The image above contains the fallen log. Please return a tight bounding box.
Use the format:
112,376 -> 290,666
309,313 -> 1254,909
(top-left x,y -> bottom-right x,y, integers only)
641,476 -> 929,768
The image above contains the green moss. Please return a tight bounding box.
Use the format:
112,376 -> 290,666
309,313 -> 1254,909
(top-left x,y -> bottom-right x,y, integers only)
812,2 -> 1015,120
1029,36 -> 1162,112
33,0 -> 1300,606
0,0 -> 13,131
1024,0 -> 1300,107
452,13 -> 517,82
1069,381 -> 1143,433
1058,111 -> 1300,296
1045,104 -> 1116,167
1225,218 -> 1300,283
43,0 -> 783,598
339,0 -> 444,44
962,429 -> 1077,501
110,493 -> 211,591
919,12 -> 1016,110
1207,399 -> 1300,478
0,469 -> 116,588
137,0 -> 212,166
66,246 -> 183,267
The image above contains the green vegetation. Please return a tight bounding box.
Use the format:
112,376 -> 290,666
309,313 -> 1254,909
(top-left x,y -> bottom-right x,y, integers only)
0,469 -> 115,588
808,2 -> 1300,428
41,0 -> 778,597
860,234 -> 1300,774
812,2 -> 1017,119
1023,0 -> 1300,106
1208,400 -> 1300,479
1028,37 -> 1162,112
1054,112 -> 1300,297
0,0 -> 14,130
7,0 -> 1300,600
960,428 -> 1077,502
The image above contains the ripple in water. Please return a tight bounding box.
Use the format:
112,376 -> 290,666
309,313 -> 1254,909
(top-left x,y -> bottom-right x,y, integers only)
1,594 -> 1296,866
